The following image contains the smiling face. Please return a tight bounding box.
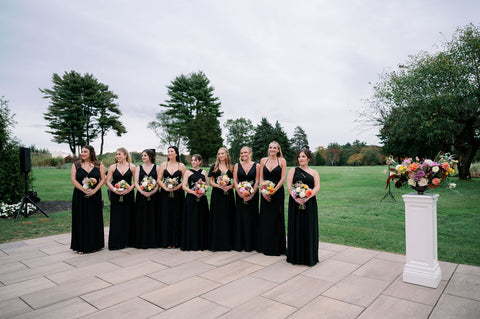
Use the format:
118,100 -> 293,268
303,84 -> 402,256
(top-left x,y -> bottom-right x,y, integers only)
116,150 -> 126,163
297,151 -> 310,166
167,147 -> 177,161
217,149 -> 227,162
240,147 -> 251,162
141,152 -> 150,164
80,148 -> 91,161
268,143 -> 279,157
191,155 -> 201,168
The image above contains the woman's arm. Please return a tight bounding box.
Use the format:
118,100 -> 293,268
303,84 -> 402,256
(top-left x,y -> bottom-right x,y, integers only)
106,164 -> 116,192
71,164 -> 86,194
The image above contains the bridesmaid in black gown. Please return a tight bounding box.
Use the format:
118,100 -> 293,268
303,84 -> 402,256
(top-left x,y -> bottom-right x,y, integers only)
133,149 -> 160,249
181,154 -> 210,251
106,147 -> 136,250
233,146 -> 259,252
258,141 -> 287,256
158,146 -> 186,248
286,148 -> 320,266
70,145 -> 105,254
208,147 -> 236,251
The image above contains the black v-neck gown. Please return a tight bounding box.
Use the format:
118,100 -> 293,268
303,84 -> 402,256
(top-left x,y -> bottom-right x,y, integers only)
208,165 -> 236,251
233,162 -> 258,252
257,161 -> 286,256
108,167 -> 134,250
71,166 -> 104,253
159,168 -> 185,247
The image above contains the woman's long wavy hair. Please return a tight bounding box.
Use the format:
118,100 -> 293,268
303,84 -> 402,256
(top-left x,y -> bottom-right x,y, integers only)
76,145 -> 100,168
213,147 -> 233,173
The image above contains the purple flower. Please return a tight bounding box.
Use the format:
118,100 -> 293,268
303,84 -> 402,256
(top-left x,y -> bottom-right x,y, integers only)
415,170 -> 425,181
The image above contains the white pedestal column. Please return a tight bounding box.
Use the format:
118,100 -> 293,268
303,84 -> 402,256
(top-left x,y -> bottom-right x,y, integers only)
402,193 -> 442,288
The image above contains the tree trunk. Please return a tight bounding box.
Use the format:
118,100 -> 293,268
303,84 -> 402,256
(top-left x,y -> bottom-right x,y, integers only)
100,130 -> 105,155
458,149 -> 476,180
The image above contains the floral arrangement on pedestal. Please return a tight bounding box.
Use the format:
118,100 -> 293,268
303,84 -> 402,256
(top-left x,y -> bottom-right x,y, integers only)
386,152 -> 458,194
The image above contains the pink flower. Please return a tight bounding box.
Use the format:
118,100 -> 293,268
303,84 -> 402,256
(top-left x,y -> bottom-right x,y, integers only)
432,178 -> 441,186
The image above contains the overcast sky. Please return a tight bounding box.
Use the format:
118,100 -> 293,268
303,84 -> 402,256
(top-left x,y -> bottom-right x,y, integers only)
1,0 -> 479,155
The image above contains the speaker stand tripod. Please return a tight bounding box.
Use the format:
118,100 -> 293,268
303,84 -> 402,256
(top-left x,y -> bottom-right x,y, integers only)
14,173 -> 49,222
380,164 -> 396,202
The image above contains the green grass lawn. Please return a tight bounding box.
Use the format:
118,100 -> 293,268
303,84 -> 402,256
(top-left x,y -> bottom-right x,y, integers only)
1,166 -> 479,266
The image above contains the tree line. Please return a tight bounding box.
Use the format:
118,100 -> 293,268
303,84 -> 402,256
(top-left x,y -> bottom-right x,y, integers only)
361,23 -> 480,179
3,23 -> 477,180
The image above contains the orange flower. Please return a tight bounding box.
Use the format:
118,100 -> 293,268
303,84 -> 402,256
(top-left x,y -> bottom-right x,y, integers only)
432,178 -> 441,186
408,163 -> 419,171
305,189 -> 312,197
441,162 -> 450,170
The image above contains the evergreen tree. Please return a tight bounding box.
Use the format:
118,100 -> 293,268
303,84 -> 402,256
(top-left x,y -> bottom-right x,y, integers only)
272,121 -> 294,165
225,118 -> 254,162
41,71 -> 125,155
290,125 -> 310,153
0,97 -> 25,203
251,117 -> 275,161
153,71 -> 223,161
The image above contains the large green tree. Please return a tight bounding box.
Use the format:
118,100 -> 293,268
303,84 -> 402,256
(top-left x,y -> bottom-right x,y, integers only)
363,24 -> 480,179
153,71 -> 223,163
225,117 -> 255,162
148,111 -> 183,149
290,125 -> 310,153
251,117 -> 275,161
41,71 -> 126,155
272,121 -> 294,164
0,97 -> 25,203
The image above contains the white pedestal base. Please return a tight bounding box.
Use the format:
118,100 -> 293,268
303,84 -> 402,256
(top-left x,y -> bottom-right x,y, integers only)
402,193 -> 442,288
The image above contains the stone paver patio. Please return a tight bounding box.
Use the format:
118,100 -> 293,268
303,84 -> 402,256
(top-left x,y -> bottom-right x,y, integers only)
1,230 -> 479,318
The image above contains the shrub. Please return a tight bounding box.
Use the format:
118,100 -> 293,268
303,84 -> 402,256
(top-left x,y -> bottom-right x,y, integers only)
470,162 -> 480,178
0,98 -> 27,203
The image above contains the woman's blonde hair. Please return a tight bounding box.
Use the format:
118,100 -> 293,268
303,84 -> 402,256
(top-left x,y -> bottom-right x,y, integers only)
268,141 -> 283,158
213,147 -> 233,172
116,147 -> 131,163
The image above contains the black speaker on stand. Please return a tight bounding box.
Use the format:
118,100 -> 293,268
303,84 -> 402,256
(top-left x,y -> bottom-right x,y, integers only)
15,147 -> 49,222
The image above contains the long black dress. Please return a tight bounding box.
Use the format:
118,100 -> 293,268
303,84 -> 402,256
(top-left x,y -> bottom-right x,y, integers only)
108,165 -> 134,250
133,165 -> 159,249
208,165 -> 236,251
287,167 -> 319,266
159,163 -> 184,248
258,159 -> 286,256
181,169 -> 210,251
233,162 -> 258,252
71,165 -> 104,253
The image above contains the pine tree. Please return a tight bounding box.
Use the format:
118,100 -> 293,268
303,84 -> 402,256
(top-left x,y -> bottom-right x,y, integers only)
41,71 -> 125,155
153,71 -> 223,161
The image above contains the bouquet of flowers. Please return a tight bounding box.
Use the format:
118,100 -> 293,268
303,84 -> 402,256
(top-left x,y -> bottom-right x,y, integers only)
386,152 -> 458,194
164,177 -> 179,198
82,177 -> 97,198
192,179 -> 208,202
140,176 -> 157,201
114,180 -> 130,202
291,181 -> 312,210
238,181 -> 254,204
217,174 -> 231,194
260,180 -> 276,201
